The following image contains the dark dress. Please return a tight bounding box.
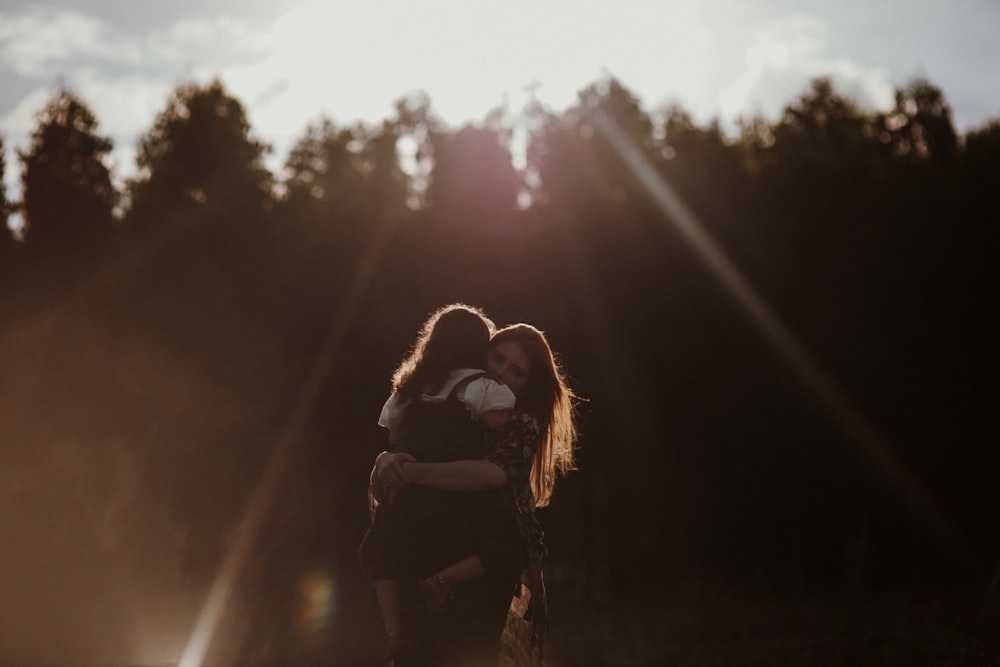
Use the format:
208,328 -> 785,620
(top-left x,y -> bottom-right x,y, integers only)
392,413 -> 548,667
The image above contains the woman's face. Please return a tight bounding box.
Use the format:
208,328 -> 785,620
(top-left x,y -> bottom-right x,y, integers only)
487,341 -> 531,397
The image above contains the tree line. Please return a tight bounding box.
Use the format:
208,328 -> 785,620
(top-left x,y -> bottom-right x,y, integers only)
2,75 -> 997,661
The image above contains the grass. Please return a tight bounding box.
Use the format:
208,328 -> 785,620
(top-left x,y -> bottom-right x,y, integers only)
543,585 -> 1000,666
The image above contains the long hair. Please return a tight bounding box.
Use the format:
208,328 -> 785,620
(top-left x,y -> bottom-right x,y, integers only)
490,324 -> 577,507
392,304 -> 495,400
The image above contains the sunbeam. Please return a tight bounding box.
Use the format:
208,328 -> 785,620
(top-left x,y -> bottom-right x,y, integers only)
583,95 -> 984,575
177,215 -> 398,667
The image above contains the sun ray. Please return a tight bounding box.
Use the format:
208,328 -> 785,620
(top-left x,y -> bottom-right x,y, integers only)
177,214 -> 399,667
584,96 -> 983,575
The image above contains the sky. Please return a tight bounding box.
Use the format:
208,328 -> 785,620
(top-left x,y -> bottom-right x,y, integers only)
2,0 -> 1000,195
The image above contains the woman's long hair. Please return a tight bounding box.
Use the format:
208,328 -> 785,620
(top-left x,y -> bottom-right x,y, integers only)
392,304 -> 495,400
490,324 -> 577,507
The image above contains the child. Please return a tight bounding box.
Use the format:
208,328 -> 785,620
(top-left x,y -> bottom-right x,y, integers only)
360,304 -> 516,659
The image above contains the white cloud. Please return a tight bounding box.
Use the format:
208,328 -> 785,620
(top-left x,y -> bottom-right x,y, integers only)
0,9 -> 106,77
73,70 -> 174,137
0,87 -> 52,136
719,15 -> 895,126
0,8 -> 148,77
148,16 -> 269,72
0,8 -> 274,187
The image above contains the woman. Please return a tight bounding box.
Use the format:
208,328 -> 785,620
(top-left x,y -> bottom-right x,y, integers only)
371,322 -> 577,666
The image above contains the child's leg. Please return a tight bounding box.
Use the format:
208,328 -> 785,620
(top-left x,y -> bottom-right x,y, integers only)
420,553 -> 488,611
373,578 -> 403,638
375,578 -> 425,659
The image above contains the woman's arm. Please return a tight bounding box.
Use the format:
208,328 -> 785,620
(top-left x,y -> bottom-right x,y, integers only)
401,412 -> 539,492
371,450 -> 417,503
372,451 -> 507,493
401,459 -> 507,491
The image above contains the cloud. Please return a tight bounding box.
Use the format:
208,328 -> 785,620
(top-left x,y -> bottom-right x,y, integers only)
0,87 -> 53,135
0,7 -> 273,185
719,14 -> 895,125
0,6 -> 266,77
148,16 -> 269,73
0,8 -> 122,77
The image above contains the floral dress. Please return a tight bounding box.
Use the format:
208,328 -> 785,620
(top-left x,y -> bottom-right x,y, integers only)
484,412 -> 549,665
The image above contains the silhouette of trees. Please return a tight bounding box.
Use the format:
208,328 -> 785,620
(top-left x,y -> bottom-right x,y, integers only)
16,90 -> 117,287
426,113 -> 520,226
0,136 -> 18,299
281,118 -> 367,228
123,79 -> 278,313
127,79 -> 272,233
0,135 -> 9,232
275,117 -> 369,296
883,79 -> 958,166
276,110 -> 410,277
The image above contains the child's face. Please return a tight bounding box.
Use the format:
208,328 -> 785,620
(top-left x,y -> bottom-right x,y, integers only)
486,342 -> 530,398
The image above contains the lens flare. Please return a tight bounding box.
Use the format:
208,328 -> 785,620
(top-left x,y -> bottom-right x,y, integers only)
298,570 -> 335,642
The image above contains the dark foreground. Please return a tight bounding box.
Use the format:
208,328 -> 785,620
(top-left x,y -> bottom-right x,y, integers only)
544,588 -> 1000,666
314,584 -> 1000,666
22,587 -> 1000,667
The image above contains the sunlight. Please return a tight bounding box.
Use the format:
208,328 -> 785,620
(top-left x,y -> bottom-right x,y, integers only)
177,203 -> 399,667
585,97 -> 983,574
220,0 -> 730,176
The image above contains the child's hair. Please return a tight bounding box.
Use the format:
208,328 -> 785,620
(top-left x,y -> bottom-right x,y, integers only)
392,304 -> 495,400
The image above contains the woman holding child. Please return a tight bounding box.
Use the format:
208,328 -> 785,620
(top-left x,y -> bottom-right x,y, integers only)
366,304 -> 577,666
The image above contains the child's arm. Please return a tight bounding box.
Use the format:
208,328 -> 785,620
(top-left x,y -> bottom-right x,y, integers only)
479,408 -> 512,432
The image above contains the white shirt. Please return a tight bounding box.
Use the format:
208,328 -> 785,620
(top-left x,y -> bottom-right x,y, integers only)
378,368 -> 516,431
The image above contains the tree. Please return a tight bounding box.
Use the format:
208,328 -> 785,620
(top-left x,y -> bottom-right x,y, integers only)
960,119 -> 1000,237
656,105 -> 748,241
277,112 -> 410,248
529,77 -> 656,218
277,117 -> 364,277
879,79 -> 958,166
755,78 -> 884,201
125,79 -> 273,237
281,117 -> 367,226
0,135 -> 20,299
121,79 -> 278,349
271,117 -> 377,339
0,134 -> 9,233
425,112 -> 520,228
380,93 -> 433,215
17,90 -> 117,257
737,78 -> 890,304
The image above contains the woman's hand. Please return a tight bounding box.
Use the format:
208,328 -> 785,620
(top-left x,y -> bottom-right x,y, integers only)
371,451 -> 417,503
